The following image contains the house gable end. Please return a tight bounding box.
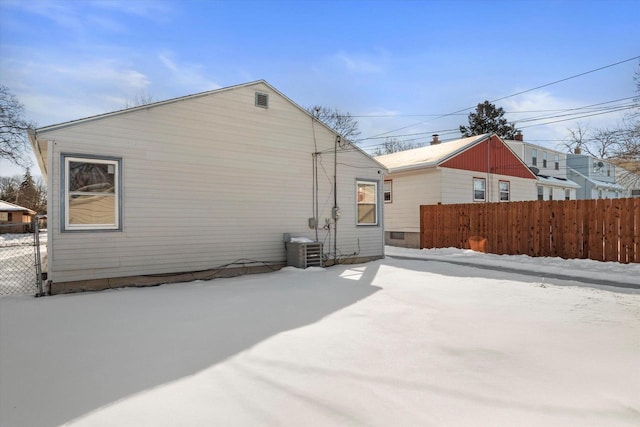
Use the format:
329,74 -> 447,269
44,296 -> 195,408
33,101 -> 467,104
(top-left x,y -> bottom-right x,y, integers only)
439,135 -> 536,179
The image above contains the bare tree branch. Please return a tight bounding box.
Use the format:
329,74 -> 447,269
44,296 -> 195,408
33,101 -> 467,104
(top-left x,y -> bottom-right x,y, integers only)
0,85 -> 36,169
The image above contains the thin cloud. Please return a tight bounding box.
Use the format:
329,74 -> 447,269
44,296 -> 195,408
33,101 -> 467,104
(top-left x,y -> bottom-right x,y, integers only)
50,60 -> 150,89
334,51 -> 385,74
158,52 -> 221,92
2,0 -> 173,32
502,91 -> 625,149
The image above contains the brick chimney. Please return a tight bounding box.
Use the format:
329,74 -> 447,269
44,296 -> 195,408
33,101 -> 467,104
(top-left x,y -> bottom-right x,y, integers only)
514,131 -> 523,141
574,146 -> 582,154
431,134 -> 440,145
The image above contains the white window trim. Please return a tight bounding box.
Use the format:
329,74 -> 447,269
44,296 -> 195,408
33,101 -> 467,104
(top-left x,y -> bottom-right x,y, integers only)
383,180 -> 392,203
356,180 -> 379,226
62,154 -> 122,231
499,180 -> 510,202
473,177 -> 486,202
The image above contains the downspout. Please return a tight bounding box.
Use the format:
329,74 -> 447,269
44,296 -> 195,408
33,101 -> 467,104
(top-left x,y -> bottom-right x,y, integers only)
487,134 -> 491,202
334,135 -> 338,264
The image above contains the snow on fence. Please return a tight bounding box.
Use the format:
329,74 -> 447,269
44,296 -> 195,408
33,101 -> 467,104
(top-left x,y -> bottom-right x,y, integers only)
420,198 -> 640,264
0,221 -> 47,296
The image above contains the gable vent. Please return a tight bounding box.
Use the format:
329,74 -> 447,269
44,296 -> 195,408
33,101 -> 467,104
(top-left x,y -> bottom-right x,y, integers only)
255,92 -> 269,108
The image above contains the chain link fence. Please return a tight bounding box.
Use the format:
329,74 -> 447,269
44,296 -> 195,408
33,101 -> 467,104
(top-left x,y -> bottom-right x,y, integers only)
0,218 -> 47,297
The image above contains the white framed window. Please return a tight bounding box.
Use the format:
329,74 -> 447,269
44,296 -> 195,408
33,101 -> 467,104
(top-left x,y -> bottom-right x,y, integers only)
473,178 -> 486,202
499,180 -> 510,201
62,154 -> 122,231
565,189 -> 571,200
542,151 -> 547,168
531,149 -> 538,166
356,180 -> 378,225
554,154 -> 560,170
537,185 -> 544,201
383,180 -> 392,203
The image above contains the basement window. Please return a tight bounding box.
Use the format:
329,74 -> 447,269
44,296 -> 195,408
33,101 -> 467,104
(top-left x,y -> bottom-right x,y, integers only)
62,154 -> 122,231
390,231 -> 405,240
255,92 -> 269,108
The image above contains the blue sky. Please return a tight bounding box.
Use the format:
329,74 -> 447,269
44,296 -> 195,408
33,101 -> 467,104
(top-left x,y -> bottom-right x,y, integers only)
1,0 -> 639,177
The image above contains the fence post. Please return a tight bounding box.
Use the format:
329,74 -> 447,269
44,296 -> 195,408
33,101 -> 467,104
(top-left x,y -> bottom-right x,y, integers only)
33,215 -> 44,297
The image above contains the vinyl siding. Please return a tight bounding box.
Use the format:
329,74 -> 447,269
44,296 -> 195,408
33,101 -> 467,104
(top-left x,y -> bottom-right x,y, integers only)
383,167 -> 537,233
440,168 -> 536,203
383,169 -> 441,232
40,82 -> 384,283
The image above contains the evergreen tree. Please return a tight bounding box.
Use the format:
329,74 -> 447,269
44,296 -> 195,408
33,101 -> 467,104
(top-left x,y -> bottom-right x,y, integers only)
460,101 -> 519,139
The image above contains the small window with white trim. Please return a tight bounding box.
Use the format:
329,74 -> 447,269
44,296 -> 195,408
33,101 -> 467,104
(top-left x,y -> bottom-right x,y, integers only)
499,180 -> 510,201
357,180 -> 378,225
473,178 -> 486,202
62,154 -> 122,231
383,180 -> 392,203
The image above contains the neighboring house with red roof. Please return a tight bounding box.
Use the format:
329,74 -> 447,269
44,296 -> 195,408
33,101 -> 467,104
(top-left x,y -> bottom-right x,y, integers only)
0,201 -> 36,234
375,134 -> 537,248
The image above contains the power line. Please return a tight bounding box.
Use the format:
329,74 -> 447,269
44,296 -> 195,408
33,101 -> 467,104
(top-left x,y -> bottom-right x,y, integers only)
358,55 -> 640,141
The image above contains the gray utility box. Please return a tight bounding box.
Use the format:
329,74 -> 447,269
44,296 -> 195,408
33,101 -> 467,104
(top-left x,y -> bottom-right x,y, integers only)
286,242 -> 323,268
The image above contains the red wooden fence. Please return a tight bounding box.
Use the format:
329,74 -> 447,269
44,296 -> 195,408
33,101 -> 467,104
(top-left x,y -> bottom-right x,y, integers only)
420,198 -> 640,264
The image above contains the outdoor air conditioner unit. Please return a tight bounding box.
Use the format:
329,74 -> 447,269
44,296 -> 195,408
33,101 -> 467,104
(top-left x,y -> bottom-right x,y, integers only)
285,241 -> 323,268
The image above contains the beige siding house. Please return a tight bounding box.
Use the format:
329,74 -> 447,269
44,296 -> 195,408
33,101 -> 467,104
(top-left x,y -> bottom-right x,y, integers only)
29,81 -> 386,293
0,201 -> 37,234
505,136 -> 580,201
376,134 -> 537,248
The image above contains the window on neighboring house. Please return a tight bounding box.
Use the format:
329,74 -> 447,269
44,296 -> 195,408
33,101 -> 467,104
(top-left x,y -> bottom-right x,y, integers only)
607,165 -> 611,177
542,151 -> 547,168
554,154 -> 560,170
473,178 -> 486,202
383,180 -> 392,203
598,189 -> 603,199
356,180 -> 378,225
565,189 -> 571,200
499,180 -> 510,201
531,149 -> 538,166
62,154 -> 122,231
548,189 -> 553,201
537,186 -> 544,201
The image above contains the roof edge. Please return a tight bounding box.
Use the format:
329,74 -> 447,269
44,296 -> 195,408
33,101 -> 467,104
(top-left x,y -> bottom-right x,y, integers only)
35,80 -> 271,133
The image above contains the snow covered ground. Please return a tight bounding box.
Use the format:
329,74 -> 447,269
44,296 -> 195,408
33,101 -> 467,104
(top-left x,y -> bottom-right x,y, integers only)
1,247 -> 639,427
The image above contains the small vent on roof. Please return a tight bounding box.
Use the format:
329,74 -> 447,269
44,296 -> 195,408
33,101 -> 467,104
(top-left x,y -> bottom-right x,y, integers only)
255,92 -> 269,108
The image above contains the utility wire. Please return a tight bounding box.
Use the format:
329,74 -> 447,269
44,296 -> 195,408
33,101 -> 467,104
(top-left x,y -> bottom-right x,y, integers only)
358,55 -> 640,141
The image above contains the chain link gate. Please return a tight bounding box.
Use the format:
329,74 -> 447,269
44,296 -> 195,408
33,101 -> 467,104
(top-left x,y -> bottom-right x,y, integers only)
0,216 -> 47,297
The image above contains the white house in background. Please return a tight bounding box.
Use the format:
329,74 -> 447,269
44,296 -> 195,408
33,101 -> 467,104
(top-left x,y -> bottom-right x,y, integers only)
615,164 -> 640,197
505,133 -> 580,201
375,134 -> 537,248
28,80 -> 386,294
566,154 -> 625,199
